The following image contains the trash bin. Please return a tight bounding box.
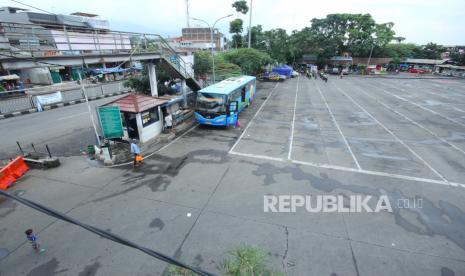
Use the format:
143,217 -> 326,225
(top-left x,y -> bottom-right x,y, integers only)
87,145 -> 95,155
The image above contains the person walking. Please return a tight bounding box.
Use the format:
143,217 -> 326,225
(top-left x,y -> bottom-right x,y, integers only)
164,113 -> 173,131
25,229 -> 45,253
130,140 -> 142,167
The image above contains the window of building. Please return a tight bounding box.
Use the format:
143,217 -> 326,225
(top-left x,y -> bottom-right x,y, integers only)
141,107 -> 160,127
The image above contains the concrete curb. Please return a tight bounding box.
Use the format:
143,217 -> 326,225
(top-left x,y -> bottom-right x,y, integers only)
0,91 -> 129,121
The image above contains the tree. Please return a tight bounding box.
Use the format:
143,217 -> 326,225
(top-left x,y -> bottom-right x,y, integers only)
450,50 -> 465,66
306,13 -> 395,58
229,0 -> 249,48
230,19 -> 244,48
378,43 -> 420,60
413,42 -> 446,59
221,48 -> 272,75
193,51 -> 211,77
232,0 -> 249,15
123,64 -> 171,96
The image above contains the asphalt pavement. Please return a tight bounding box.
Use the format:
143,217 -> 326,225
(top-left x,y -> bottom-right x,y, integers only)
0,95 -> 124,160
1,76 -> 465,275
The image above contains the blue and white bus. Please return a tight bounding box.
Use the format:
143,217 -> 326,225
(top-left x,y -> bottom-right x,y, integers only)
195,76 -> 256,126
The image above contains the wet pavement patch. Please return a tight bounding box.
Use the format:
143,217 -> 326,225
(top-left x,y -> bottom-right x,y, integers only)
27,258 -> 68,276
149,218 -> 165,231
78,260 -> 101,276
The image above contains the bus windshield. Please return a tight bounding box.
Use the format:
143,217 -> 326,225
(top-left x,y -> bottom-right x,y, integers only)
196,93 -> 227,113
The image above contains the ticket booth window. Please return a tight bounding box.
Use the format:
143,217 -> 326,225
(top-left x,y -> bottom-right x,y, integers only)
142,107 -> 160,127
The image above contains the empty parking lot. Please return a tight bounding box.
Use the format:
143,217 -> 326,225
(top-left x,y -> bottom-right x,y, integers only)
1,75 -> 465,275
231,75 -> 465,188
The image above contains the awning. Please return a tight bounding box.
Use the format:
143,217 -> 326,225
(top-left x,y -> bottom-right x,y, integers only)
0,74 -> 20,81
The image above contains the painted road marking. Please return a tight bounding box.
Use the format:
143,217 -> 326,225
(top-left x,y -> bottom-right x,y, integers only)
314,79 -> 361,170
228,82 -> 280,154
364,80 -> 465,128
351,81 -> 465,157
228,150 -> 465,189
288,76 -> 300,160
332,81 -> 448,183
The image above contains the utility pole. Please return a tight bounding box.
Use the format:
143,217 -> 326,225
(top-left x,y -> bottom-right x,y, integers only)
78,72 -> 100,147
185,0 -> 190,27
248,0 -> 253,48
192,14 -> 233,83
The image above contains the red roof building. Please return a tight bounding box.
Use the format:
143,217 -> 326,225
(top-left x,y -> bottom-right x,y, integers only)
105,93 -> 168,113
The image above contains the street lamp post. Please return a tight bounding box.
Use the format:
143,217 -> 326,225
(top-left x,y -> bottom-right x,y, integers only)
366,33 -> 377,74
192,14 -> 232,83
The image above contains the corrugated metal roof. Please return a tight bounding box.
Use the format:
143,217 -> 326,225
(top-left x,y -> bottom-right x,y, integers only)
405,58 -> 447,65
199,76 -> 256,95
105,93 -> 168,113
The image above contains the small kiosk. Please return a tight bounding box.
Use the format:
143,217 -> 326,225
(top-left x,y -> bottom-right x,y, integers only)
104,93 -> 168,143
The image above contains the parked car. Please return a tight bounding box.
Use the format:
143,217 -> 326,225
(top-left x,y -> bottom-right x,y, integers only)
408,68 -> 427,74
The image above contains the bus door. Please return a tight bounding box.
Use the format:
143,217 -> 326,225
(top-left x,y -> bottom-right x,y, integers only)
228,101 -> 239,125
241,87 -> 246,108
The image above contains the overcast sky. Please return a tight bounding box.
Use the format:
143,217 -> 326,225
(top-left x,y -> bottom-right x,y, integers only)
2,0 -> 465,45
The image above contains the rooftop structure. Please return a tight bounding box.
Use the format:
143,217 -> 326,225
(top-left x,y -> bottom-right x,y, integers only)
106,93 -> 168,113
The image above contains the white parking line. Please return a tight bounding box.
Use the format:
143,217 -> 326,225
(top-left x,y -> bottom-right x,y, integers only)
331,81 -> 448,183
288,76 -> 300,160
351,82 -> 465,157
229,150 -> 465,188
314,79 -> 361,170
228,82 -> 280,154
230,151 -> 285,162
363,80 -> 465,128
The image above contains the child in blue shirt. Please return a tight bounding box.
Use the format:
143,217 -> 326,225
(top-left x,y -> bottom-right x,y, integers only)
25,229 -> 45,253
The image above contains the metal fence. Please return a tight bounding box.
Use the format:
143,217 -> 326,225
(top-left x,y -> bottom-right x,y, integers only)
0,80 -> 129,114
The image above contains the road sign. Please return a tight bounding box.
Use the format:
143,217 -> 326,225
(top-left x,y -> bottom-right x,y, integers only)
97,106 -> 123,139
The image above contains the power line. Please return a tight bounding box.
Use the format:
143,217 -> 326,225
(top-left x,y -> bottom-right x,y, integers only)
0,189 -> 215,276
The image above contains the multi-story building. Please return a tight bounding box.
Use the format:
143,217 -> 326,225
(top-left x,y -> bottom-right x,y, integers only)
172,27 -> 225,51
0,6 -> 131,85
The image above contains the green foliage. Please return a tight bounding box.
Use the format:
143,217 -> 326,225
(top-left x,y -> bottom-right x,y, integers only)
232,0 -> 249,14
215,60 -> 242,80
167,265 -> 196,276
221,48 -> 272,75
413,42 -> 446,59
123,64 -> 171,96
377,43 -> 420,60
230,19 -> 244,48
450,50 -> 465,66
193,51 -> 212,76
219,244 -> 282,276
231,34 -> 243,48
0,85 -> 5,92
124,74 -> 151,94
230,19 -> 244,34
306,13 -> 395,58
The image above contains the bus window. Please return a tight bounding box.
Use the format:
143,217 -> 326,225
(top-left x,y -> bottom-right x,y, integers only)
196,93 -> 227,114
241,87 -> 246,102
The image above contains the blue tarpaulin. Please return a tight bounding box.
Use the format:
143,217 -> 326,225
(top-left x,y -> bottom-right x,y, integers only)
272,65 -> 293,78
87,66 -> 141,75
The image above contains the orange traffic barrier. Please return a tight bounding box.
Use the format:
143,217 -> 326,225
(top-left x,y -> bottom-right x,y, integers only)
0,156 -> 29,190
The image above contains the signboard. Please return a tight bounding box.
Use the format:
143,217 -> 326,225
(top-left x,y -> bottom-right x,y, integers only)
35,91 -> 63,105
97,106 -> 124,139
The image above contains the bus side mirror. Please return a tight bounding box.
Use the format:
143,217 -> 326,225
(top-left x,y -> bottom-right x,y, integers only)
229,101 -> 238,113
